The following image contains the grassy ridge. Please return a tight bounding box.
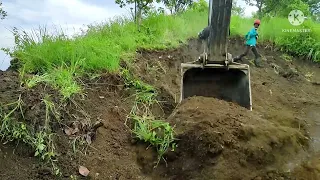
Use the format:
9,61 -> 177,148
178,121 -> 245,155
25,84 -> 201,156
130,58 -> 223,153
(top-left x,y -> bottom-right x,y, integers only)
6,9 -> 320,98
10,10 -> 207,98
12,10 -> 207,75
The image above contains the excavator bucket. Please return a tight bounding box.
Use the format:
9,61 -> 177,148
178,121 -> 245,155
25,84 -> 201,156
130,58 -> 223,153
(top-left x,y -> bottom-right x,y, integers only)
180,63 -> 252,110
179,0 -> 253,110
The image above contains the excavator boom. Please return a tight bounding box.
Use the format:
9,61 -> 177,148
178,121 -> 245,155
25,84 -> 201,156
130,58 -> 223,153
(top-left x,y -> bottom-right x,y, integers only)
180,0 -> 252,110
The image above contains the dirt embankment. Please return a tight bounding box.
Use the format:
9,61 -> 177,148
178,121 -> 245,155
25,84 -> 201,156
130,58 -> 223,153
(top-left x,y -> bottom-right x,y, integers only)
0,37 -> 320,179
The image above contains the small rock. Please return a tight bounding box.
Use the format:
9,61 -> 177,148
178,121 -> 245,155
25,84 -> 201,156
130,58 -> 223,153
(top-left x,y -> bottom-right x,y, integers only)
95,173 -> 100,178
38,167 -> 52,175
239,159 -> 246,166
267,172 -> 274,178
254,176 -> 262,180
131,139 -> 138,144
79,166 -> 90,177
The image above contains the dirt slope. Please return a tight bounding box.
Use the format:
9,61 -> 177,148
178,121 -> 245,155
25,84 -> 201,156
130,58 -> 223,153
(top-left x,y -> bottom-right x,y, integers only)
151,97 -> 308,179
0,37 -> 320,179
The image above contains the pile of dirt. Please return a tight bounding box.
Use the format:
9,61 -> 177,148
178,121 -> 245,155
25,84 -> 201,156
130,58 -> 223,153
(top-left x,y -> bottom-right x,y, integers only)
151,96 -> 308,179
128,37 -> 320,179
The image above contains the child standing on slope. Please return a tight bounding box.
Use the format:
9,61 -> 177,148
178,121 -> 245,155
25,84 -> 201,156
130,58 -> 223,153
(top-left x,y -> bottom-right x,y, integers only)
233,19 -> 262,67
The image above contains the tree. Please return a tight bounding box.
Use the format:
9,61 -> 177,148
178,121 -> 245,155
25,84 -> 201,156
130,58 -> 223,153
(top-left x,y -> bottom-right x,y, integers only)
189,0 -> 208,12
244,0 -> 264,18
244,0 -> 312,18
262,0 -> 310,17
232,0 -> 245,16
0,1 -> 7,20
115,0 -> 161,29
301,0 -> 319,21
302,0 -> 319,15
162,0 -> 194,14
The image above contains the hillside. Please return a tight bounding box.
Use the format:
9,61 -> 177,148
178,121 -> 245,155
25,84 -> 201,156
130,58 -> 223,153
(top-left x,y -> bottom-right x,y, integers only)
0,6 -> 320,180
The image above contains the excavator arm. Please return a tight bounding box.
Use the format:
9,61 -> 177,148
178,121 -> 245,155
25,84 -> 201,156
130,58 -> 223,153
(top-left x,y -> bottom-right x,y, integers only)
207,0 -> 232,65
180,0 -> 252,110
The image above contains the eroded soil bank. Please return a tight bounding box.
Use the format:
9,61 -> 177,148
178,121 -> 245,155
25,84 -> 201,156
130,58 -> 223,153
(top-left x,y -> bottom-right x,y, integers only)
0,37 -> 320,179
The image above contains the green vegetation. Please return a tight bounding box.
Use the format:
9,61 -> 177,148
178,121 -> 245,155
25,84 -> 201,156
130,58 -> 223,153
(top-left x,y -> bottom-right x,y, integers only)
0,95 -> 61,175
0,0 -> 320,176
6,5 -> 320,88
0,2 -> 7,20
122,67 -> 177,165
231,16 -> 320,62
131,114 -> 176,165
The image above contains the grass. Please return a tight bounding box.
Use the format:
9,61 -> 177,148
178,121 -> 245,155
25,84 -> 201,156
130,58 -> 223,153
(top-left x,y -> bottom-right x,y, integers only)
6,9 -> 320,85
231,16 -> 320,62
0,95 -> 61,175
1,4 -> 320,175
121,66 -> 177,164
131,114 -> 176,166
10,10 -> 207,75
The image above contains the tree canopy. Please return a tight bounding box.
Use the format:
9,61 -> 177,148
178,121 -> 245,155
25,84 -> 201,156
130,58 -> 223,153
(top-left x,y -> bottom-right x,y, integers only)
0,2 -> 7,20
162,0 -> 194,14
244,0 -> 319,19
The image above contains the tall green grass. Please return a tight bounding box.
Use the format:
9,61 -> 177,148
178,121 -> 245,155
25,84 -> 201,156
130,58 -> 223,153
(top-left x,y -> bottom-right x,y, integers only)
11,10 -> 207,75
5,9 -> 320,98
8,10 -> 207,98
231,16 -> 320,61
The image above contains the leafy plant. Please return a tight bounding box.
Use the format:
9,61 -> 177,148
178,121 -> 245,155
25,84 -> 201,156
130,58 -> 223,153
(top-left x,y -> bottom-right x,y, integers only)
0,95 -> 61,176
131,114 -> 177,165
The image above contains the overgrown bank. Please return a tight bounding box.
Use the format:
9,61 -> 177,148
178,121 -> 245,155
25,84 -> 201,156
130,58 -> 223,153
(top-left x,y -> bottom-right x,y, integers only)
0,3 -> 320,179
1,36 -> 320,179
3,7 -> 319,101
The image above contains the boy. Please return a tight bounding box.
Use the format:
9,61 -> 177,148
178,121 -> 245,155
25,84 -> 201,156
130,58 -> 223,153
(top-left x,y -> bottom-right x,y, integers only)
233,19 -> 262,67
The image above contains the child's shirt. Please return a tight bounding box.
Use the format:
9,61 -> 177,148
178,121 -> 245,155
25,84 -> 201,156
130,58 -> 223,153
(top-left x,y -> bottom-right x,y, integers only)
245,27 -> 258,46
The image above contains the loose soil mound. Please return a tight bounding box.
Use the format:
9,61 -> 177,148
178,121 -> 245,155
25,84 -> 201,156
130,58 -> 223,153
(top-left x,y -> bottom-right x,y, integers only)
0,36 -> 320,179
159,96 -> 307,179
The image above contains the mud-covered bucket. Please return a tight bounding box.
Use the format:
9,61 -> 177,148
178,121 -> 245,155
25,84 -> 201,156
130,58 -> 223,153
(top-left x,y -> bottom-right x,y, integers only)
180,63 -> 252,110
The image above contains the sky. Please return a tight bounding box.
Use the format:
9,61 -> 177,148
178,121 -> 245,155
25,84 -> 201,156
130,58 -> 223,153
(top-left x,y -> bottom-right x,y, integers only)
0,0 -> 257,70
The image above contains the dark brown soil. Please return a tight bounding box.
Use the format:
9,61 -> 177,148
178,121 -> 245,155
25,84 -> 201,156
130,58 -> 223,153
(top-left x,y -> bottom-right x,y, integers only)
151,97 -> 308,180
0,36 -> 320,180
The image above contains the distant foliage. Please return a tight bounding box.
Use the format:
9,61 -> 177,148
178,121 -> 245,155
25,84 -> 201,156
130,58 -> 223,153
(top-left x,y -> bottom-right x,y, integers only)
0,2 -> 7,20
232,0 -> 245,16
162,0 -> 194,14
115,0 -> 162,29
263,0 -> 310,17
189,0 -> 208,12
244,0 -> 264,18
244,0 -> 317,18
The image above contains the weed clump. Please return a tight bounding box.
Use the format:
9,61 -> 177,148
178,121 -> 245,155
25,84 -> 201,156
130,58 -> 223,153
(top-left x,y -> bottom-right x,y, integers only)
0,95 -> 61,175
131,115 -> 176,165
121,67 -> 177,166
